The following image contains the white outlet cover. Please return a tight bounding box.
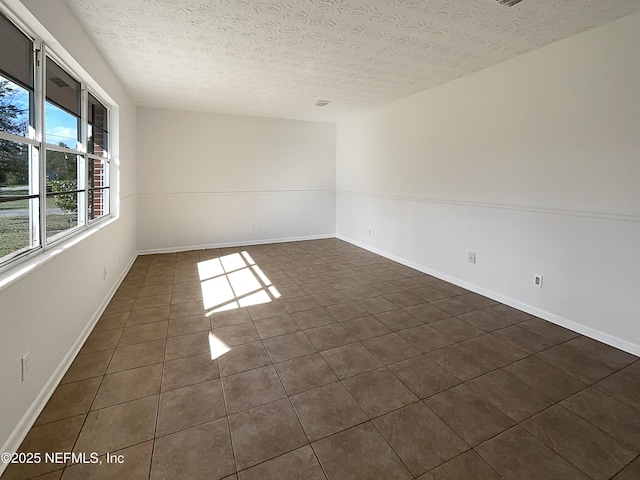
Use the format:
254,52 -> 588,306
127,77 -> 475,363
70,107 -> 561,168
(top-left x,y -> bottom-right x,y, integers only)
468,252 -> 476,264
534,274 -> 543,287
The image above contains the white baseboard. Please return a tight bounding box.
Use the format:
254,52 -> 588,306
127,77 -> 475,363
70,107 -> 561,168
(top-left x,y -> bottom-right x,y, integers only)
138,233 -> 336,255
0,253 -> 138,476
337,234 -> 640,357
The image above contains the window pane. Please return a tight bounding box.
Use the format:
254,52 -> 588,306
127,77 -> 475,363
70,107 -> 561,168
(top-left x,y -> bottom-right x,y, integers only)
88,157 -> 107,189
46,150 -> 81,186
88,94 -> 107,131
1,138 -> 31,188
46,58 -> 80,116
1,139 -> 39,263
45,58 -> 80,149
0,197 -> 39,262
87,124 -> 108,157
46,190 -> 83,240
46,149 -> 83,240
89,156 -> 109,219
1,74 -> 32,137
88,94 -> 108,157
88,187 -> 108,220
0,13 -> 34,90
45,101 -> 80,149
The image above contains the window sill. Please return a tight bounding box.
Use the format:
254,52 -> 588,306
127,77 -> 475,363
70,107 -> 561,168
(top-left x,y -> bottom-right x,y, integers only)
0,215 -> 116,292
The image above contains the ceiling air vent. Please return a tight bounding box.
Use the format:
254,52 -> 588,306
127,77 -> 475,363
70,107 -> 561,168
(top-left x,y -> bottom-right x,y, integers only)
314,100 -> 330,107
496,0 -> 524,5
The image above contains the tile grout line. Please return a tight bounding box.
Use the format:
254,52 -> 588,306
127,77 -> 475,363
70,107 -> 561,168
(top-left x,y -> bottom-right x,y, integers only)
9,239 -> 639,480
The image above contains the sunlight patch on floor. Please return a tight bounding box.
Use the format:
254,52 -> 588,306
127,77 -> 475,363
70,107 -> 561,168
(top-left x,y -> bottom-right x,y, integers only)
208,332 -> 231,360
198,251 -> 280,317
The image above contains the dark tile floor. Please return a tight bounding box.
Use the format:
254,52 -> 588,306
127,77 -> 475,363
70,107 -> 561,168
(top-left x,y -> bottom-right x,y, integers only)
3,238 -> 639,479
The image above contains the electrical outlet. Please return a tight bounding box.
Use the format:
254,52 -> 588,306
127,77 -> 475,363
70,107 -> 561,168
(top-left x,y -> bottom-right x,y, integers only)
21,352 -> 30,382
534,274 -> 543,288
103,267 -> 108,280
368,229 -> 372,235
249,224 -> 254,232
468,252 -> 476,264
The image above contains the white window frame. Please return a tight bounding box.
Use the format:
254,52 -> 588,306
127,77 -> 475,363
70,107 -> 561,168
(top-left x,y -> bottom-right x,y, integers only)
0,7 -> 114,274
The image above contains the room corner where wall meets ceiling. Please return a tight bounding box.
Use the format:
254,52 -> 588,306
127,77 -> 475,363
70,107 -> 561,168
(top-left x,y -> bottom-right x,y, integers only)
336,12 -> 640,356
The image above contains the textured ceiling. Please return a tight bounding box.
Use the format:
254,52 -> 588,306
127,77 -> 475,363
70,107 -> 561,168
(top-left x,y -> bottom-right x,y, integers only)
65,0 -> 640,122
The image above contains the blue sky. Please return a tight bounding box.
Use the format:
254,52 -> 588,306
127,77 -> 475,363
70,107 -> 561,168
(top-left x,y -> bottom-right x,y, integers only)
45,103 -> 79,148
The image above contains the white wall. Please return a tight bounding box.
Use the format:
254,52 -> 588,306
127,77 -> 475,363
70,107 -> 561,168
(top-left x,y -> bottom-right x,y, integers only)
137,108 -> 336,251
337,13 -> 640,354
0,0 -> 138,462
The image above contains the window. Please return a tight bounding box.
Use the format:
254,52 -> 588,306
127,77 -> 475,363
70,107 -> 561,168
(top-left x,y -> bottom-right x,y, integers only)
45,57 -> 84,241
0,13 -> 39,263
0,12 -> 111,269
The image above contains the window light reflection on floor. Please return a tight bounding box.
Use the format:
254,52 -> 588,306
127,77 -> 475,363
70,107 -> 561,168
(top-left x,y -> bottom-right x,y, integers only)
208,332 -> 230,360
197,251 -> 281,317
200,250 -> 283,359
